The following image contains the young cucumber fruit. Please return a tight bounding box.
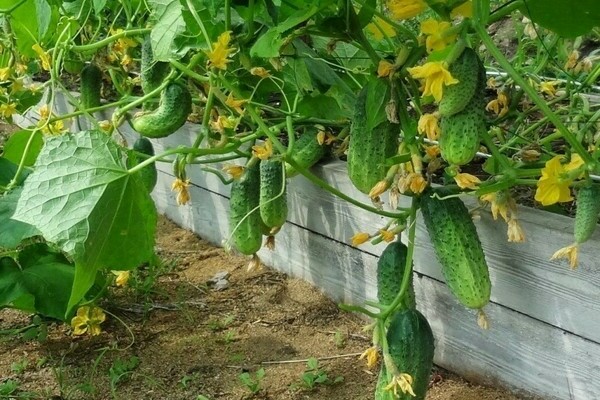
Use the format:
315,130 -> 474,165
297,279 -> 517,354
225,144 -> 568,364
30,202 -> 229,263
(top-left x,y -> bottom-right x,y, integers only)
377,241 -> 416,311
229,162 -> 264,255
140,36 -> 170,95
347,80 -> 398,194
127,137 -> 158,192
80,64 -> 102,109
259,159 -> 288,232
285,130 -> 328,178
420,189 -> 491,309
132,83 -> 192,138
574,185 -> 600,244
381,309 -> 435,400
438,47 -> 480,117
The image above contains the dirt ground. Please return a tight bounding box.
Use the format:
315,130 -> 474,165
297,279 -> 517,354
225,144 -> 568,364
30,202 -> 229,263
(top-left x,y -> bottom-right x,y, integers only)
0,217 -> 535,400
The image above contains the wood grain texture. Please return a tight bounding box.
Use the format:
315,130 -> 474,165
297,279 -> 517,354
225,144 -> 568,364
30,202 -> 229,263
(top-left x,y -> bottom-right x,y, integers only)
151,167 -> 600,400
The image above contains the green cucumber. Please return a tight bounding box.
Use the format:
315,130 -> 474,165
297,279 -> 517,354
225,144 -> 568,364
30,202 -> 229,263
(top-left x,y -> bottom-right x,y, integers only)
439,48 -> 480,117
80,64 -> 102,109
385,309 -> 435,400
285,130 -> 328,178
377,241 -> 416,311
229,162 -> 263,255
131,83 -> 192,138
127,137 -> 158,192
375,364 -> 395,400
259,159 -> 288,231
574,185 -> 600,244
420,189 -> 491,309
347,81 -> 398,194
438,102 -> 485,166
141,36 -> 170,95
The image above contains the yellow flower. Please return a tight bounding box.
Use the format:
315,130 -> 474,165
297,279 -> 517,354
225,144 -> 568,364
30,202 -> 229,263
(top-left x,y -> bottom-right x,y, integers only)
486,76 -> 498,89
387,0 -> 427,20
365,16 -> 397,41
223,164 -> 244,180
486,92 -> 509,117
10,79 -> 23,94
71,306 -> 106,336
351,232 -> 370,246
252,139 -> 273,160
206,31 -> 235,70
424,144 -> 440,159
171,178 -> 191,205
418,113 -> 440,140
109,28 -> 138,54
454,172 -> 481,190
551,243 -> 578,269
48,120 -> 66,135
407,61 -> 458,102
0,67 -> 10,80
564,50 -> 580,71
384,373 -> 416,397
250,67 -> 271,78
379,229 -> 396,242
534,155 -> 583,206
377,60 -> 394,78
32,43 -> 51,71
98,120 -> 112,132
0,103 -> 17,118
39,104 -> 50,120
451,1 -> 473,18
15,63 -> 27,75
420,19 -> 457,53
507,218 -> 525,243
539,81 -> 560,97
480,191 -> 512,222
247,254 -> 262,272
112,270 -> 130,287
369,180 -> 390,199
398,172 -> 427,194
210,115 -> 237,134
225,93 -> 246,114
359,347 -> 379,369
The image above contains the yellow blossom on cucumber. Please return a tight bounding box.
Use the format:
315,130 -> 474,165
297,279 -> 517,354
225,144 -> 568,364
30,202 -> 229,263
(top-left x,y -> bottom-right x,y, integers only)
534,155 -> 584,206
379,229 -> 396,242
486,92 -> 509,117
223,164 -> 244,180
15,63 -> 27,75
0,67 -> 10,81
359,347 -> 379,369
480,191 -> 510,222
384,373 -> 416,397
417,113 -> 440,140
225,93 -> 247,114
377,60 -> 394,78
112,270 -> 130,287
387,0 -> 427,20
365,16 -> 397,41
39,104 -> 50,120
424,144 -> 440,159
32,43 -> 51,71
0,103 -> 17,118
171,178 -> 191,205
539,81 -> 560,97
252,139 -> 273,160
206,31 -> 235,70
369,180 -> 390,199
565,50 -> 580,71
454,172 -> 481,190
351,232 -> 370,246
451,1 -> 473,18
507,218 -> 526,243
551,244 -> 578,269
407,61 -> 458,102
398,172 -> 427,194
71,306 -> 106,336
98,120 -> 112,132
250,67 -> 271,78
420,19 -> 456,53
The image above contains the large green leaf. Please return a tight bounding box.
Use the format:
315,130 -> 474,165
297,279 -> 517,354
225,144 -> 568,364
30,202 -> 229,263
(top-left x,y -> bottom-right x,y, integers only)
0,0 -> 38,57
521,0 -> 600,38
0,187 -> 40,249
149,0 -> 187,60
35,0 -> 52,40
0,244 -> 75,320
3,130 -> 44,167
13,130 -> 157,312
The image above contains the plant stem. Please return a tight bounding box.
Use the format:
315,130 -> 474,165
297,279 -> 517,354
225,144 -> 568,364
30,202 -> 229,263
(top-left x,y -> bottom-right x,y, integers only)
71,28 -> 151,53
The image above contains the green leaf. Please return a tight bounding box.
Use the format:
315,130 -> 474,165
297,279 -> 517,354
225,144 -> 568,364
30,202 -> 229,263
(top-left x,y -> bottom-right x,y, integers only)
0,158 -> 18,187
296,94 -> 349,120
149,0 -> 187,60
13,130 -> 157,312
0,243 -> 75,320
250,28 -> 284,58
364,78 -> 390,131
93,0 -> 107,14
35,0 -> 52,40
3,130 -> 44,167
0,0 -> 38,57
521,0 -> 600,38
0,187 -> 40,249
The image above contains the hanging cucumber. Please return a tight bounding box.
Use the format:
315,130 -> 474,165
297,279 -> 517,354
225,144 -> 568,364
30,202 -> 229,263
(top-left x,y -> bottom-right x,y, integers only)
127,137 -> 158,192
229,161 -> 264,255
285,130 -> 329,178
80,64 -> 102,109
377,241 -> 416,311
140,36 -> 170,95
260,159 -> 288,233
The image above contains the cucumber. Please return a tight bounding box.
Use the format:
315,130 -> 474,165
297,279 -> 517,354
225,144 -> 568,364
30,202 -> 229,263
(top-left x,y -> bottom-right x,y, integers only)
131,83 -> 192,138
229,162 -> 263,255
285,130 -> 328,178
438,102 -> 485,166
141,36 -> 170,95
127,137 -> 158,192
374,364 -> 395,400
377,241 -> 416,311
438,48 -> 480,117
347,81 -> 398,194
420,189 -> 491,309
80,64 -> 102,109
574,185 -> 600,244
385,309 -> 435,400
259,159 -> 288,232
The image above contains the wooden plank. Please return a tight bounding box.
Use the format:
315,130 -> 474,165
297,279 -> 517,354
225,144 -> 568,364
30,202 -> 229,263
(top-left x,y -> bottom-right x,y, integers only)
152,168 -> 600,400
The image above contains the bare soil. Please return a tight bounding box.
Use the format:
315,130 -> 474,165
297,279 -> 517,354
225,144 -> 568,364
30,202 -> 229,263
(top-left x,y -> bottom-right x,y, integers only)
0,217 -> 536,400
